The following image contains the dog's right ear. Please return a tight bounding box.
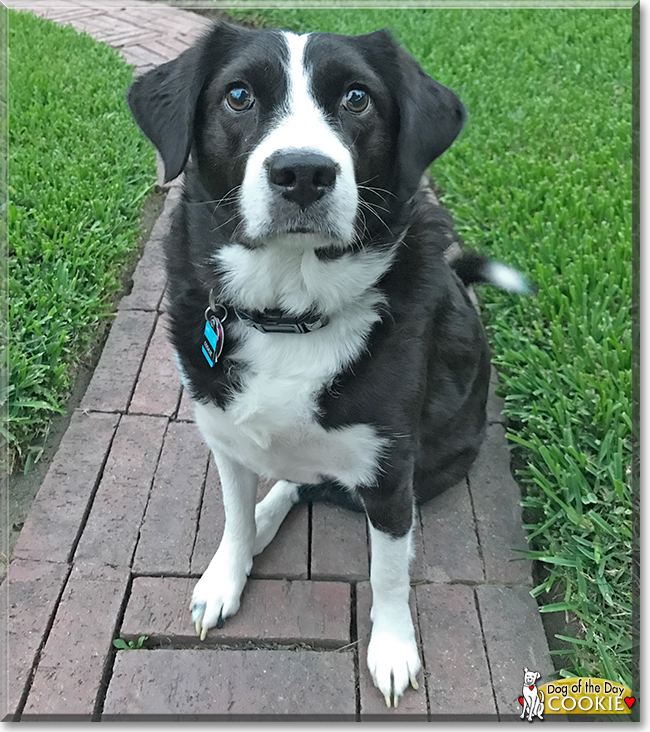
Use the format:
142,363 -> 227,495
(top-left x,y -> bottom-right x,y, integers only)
127,44 -> 206,183
127,22 -> 243,183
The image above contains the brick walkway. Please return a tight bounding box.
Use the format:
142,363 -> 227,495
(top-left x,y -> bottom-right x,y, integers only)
3,1 -> 553,721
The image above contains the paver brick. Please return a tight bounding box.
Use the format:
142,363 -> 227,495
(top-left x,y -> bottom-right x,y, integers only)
192,471 -> 309,580
475,584 -> 553,718
410,512 -> 428,583
176,388 -> 195,421
80,310 -> 157,413
310,503 -> 368,581
1,559 -> 69,720
117,209 -> 170,312
416,584 -> 496,718
122,577 -> 350,648
468,424 -> 531,585
133,421 -> 210,574
129,314 -> 182,417
356,582 -> 427,718
74,415 -> 168,567
121,576 -> 193,641
191,459 -> 224,574
487,367 -> 506,424
13,411 -> 120,563
22,563 -> 129,719
103,648 -> 356,718
419,479 -> 483,583
252,478 -> 309,580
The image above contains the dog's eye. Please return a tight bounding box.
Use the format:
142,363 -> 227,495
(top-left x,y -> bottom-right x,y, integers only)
226,87 -> 254,112
343,89 -> 369,114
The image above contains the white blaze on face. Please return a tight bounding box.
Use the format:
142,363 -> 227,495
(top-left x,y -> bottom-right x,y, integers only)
239,31 -> 358,244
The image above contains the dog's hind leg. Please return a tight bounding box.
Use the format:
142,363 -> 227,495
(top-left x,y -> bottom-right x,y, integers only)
253,480 -> 299,556
191,449 -> 258,638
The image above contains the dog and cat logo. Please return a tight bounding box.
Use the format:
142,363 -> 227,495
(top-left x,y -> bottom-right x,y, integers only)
517,668 -> 635,720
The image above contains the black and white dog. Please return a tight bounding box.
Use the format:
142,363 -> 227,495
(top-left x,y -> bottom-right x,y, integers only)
128,21 -> 530,708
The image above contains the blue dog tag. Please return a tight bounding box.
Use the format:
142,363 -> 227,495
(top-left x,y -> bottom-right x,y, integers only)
202,310 -> 225,367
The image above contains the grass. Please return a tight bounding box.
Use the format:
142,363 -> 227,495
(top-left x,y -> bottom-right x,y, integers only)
221,7 -> 633,685
4,10 -> 156,471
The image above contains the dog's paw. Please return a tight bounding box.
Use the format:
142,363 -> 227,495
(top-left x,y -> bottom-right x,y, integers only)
190,552 -> 251,639
367,626 -> 422,708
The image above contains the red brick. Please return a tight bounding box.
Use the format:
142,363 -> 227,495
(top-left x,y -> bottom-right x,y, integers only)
103,29 -> 158,49
487,367 -> 506,424
175,388 -> 195,421
419,479 -> 483,583
22,564 -> 129,718
103,649 -> 356,718
192,471 -> 309,580
122,42 -> 170,67
415,584 -> 496,717
74,415 -> 168,567
191,459 -> 223,574
117,230 -> 166,312
13,411 -> 119,563
122,577 -> 350,648
133,422 -> 210,574
129,314 -> 182,417
251,478 -> 309,580
121,577 -> 193,641
0,559 -> 69,720
357,582 -> 427,718
137,38 -> 181,61
475,585 -> 553,718
468,424 -> 531,584
410,509 -> 428,583
80,310 -> 156,413
310,503 -> 368,581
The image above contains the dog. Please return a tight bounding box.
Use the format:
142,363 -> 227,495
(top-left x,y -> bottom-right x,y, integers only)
521,668 -> 545,721
128,20 -> 531,708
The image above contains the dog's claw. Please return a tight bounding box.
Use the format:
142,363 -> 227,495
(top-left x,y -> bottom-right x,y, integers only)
195,620 -> 201,636
200,626 -> 208,641
385,694 -> 392,708
410,675 -> 419,690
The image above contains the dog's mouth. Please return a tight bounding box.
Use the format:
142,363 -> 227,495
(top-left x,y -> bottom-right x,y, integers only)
247,207 -> 352,248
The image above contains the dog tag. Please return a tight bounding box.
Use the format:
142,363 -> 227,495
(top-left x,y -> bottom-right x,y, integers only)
201,308 -> 226,367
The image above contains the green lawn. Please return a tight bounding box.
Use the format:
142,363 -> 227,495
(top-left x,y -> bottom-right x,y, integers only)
4,10 -> 156,470
224,7 -> 634,685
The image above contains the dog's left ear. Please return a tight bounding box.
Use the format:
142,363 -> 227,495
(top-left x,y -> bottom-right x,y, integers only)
536,672 -> 541,681
392,37 -> 465,200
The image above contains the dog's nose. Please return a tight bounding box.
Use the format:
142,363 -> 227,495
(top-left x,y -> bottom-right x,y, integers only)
267,150 -> 337,209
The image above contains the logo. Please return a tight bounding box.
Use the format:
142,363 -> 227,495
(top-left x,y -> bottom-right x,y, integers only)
519,668 -> 545,721
517,672 -> 635,719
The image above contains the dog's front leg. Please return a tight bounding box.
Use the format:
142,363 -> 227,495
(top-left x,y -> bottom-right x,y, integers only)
191,449 -> 258,639
363,486 -> 421,708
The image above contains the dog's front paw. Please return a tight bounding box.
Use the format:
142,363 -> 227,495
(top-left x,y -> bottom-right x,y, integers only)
367,626 -> 422,708
190,551 -> 251,639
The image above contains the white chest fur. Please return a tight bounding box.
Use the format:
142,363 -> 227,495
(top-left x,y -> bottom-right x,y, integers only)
193,242 -> 394,489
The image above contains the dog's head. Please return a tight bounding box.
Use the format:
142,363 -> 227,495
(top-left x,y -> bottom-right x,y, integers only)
128,21 -> 464,250
523,668 -> 541,686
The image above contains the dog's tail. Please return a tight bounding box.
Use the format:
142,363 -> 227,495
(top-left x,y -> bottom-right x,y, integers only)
450,251 -> 537,296
296,480 -> 365,512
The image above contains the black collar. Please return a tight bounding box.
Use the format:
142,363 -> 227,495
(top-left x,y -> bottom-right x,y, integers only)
234,307 -> 329,334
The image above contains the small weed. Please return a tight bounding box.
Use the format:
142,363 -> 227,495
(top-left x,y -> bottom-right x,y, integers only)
113,635 -> 148,651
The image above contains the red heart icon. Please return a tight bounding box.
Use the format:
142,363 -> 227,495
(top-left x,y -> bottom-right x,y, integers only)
624,697 -> 635,709
529,685 -> 535,690
518,696 -> 524,706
